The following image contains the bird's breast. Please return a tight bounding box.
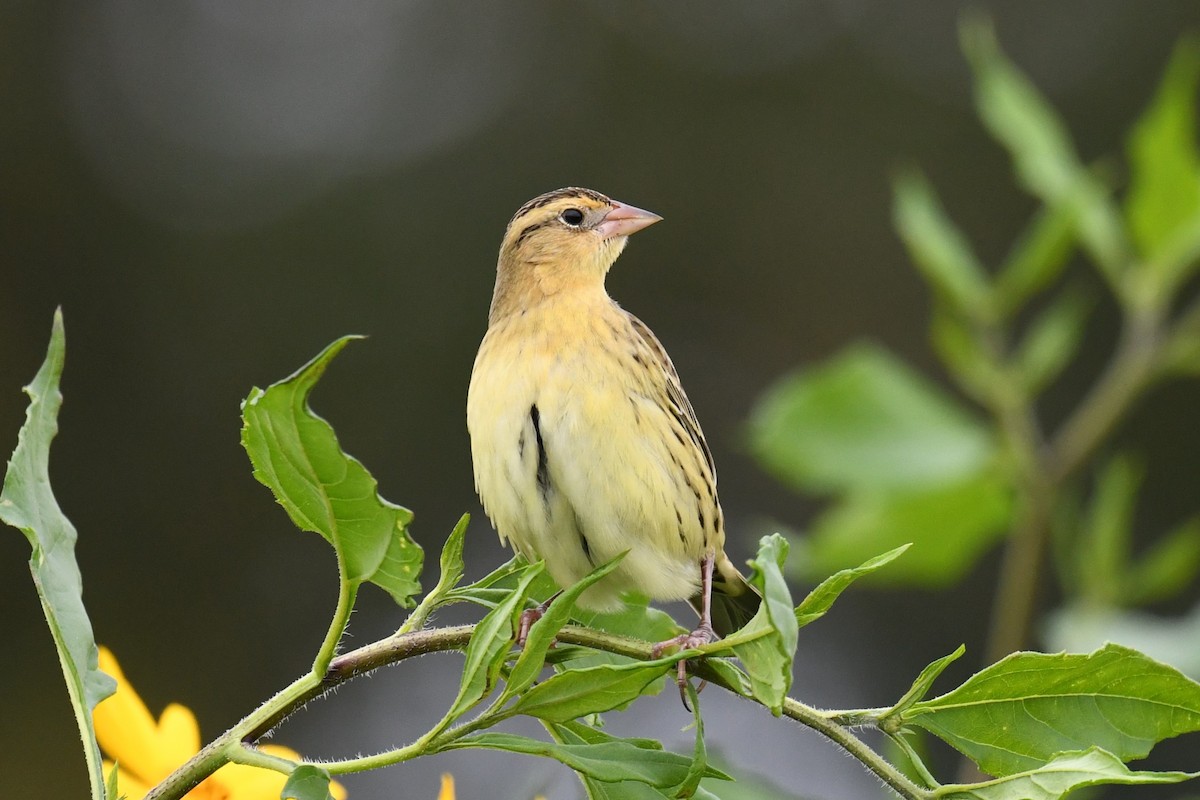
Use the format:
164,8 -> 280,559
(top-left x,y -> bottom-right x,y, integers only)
467,300 -> 713,607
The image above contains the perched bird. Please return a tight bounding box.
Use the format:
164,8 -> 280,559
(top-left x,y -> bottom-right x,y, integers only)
467,187 -> 760,685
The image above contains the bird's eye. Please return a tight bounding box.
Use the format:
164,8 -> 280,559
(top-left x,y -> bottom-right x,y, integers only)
560,208 -> 585,226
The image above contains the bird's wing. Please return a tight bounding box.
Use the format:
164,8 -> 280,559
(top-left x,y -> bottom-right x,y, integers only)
623,311 -> 717,477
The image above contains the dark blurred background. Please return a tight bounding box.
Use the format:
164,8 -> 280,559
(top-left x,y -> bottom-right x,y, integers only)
4,2 -> 1199,798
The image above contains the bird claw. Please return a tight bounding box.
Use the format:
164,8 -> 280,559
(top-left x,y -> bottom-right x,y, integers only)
652,625 -> 716,709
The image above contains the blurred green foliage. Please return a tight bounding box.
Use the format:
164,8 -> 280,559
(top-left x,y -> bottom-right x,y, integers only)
748,18 -> 1200,674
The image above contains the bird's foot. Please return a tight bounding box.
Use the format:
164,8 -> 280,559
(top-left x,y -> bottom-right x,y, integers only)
652,624 -> 716,709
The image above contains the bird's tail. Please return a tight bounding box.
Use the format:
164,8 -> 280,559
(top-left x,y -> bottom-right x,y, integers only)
690,558 -> 762,638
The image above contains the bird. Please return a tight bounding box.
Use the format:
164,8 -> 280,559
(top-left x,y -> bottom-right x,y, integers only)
466,187 -> 760,688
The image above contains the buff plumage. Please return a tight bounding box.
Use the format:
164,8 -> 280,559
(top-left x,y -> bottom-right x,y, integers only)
466,187 -> 759,662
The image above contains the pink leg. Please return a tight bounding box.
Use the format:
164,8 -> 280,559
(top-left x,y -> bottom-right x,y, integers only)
652,553 -> 717,706
517,591 -> 561,648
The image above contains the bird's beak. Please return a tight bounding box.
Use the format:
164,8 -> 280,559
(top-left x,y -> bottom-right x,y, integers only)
596,200 -> 662,240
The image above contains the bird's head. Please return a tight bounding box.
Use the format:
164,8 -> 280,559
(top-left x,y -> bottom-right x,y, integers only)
491,188 -> 661,318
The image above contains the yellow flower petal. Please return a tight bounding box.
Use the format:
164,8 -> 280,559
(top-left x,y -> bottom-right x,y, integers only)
438,773 -> 455,800
95,647 -> 202,786
212,760 -> 287,798
95,649 -> 347,800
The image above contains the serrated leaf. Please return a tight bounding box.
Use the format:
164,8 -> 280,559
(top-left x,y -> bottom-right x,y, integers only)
729,534 -> 797,715
1124,516 -> 1200,606
1126,36 -> 1200,263
443,562 -> 545,725
795,544 -> 910,628
510,658 -> 673,722
888,645 -> 967,717
444,732 -> 729,787
903,643 -> 1200,777
281,765 -> 335,800
801,474 -> 1011,587
504,554 -> 626,700
1042,603 -> 1200,681
1014,288 -> 1091,395
934,747 -> 1198,799
0,310 -> 116,800
748,342 -> 994,493
240,337 -> 422,606
893,168 -> 993,317
961,16 -> 1128,281
995,203 -> 1077,316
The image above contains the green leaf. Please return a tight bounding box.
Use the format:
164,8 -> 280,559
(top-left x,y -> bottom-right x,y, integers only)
104,763 -> 122,800
961,15 -> 1128,281
994,203 -> 1077,316
794,544 -> 910,628
1126,36 -> 1200,263
281,765 -> 335,800
674,683 -> 709,798
729,534 -> 797,715
888,645 -> 967,718
241,337 -> 422,606
1014,287 -> 1091,395
399,514 -> 471,634
0,310 -> 116,800
934,747 -> 1198,799
903,643 -> 1200,776
510,658 -> 673,722
504,554 -> 626,700
1043,603 -> 1200,681
443,555 -> 559,611
893,168 -> 993,317
1124,515 -> 1200,606
1077,456 -> 1141,606
929,307 -> 995,399
748,343 -> 994,493
547,722 -> 676,800
444,732 -> 729,787
801,474 -> 1012,587
443,561 -> 545,725
700,658 -> 751,698
572,596 -> 684,645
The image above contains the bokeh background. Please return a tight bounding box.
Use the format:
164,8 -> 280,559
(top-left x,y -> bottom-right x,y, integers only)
4,2 -> 1199,798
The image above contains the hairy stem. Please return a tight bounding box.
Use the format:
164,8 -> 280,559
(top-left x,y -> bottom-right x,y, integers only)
313,572 -> 357,676
146,622 -> 928,800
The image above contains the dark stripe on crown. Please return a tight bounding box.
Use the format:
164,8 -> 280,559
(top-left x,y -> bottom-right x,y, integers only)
509,187 -> 612,227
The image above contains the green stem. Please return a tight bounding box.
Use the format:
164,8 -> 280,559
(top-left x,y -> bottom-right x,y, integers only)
143,673 -> 319,800
226,743 -> 297,774
146,621 -> 928,800
775,694 -> 931,799
321,704 -> 506,775
313,573 -> 357,675
1048,310 -> 1164,484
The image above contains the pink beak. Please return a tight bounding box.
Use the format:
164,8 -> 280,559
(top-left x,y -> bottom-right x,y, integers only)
596,200 -> 663,240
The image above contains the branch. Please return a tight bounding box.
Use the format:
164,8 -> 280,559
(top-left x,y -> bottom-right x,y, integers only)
146,622 -> 930,800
